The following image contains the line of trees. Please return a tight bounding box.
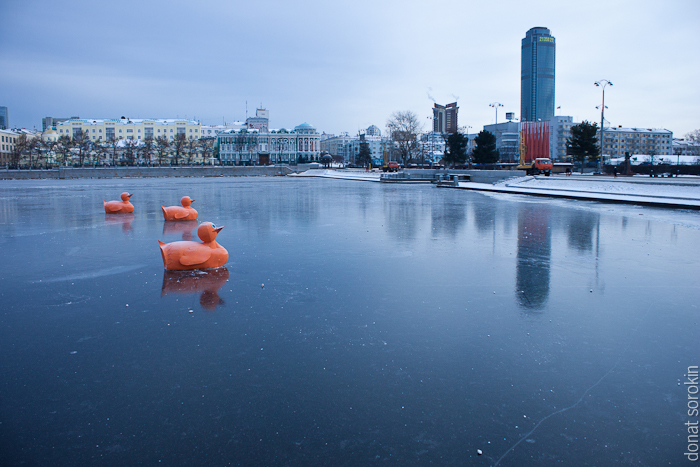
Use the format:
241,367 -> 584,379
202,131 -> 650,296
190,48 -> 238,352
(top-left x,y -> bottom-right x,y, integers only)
7,132 -> 215,169
386,110 -> 503,167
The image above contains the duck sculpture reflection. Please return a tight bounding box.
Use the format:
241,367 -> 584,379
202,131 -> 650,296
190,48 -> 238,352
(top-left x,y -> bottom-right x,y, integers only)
158,222 -> 228,271
161,267 -> 229,310
162,196 -> 198,221
104,192 -> 134,213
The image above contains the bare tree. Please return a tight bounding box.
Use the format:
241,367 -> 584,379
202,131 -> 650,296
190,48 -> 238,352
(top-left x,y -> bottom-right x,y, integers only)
685,130 -> 700,156
247,133 -> 258,164
386,111 -> 422,166
104,137 -> 118,166
56,135 -> 73,166
72,129 -> 92,166
40,139 -> 58,167
172,133 -> 187,165
185,137 -> 198,165
198,137 -> 214,164
27,136 -> 42,168
11,133 -> 28,168
140,136 -> 155,165
155,135 -> 170,165
234,131 -> 248,165
123,139 -> 139,166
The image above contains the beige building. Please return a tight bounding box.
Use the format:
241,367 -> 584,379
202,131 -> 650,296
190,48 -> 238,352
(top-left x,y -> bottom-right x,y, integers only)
55,117 -> 202,142
600,126 -> 673,158
0,129 -> 18,166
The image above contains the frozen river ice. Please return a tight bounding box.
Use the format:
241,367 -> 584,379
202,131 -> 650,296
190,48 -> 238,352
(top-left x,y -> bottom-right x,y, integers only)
0,177 -> 698,466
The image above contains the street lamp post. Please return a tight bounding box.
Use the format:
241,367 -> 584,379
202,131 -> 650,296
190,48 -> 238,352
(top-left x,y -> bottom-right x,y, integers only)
489,102 -> 504,127
595,80 -> 612,173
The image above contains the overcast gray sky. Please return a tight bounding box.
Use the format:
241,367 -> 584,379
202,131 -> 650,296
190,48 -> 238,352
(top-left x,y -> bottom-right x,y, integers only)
1,0 -> 698,137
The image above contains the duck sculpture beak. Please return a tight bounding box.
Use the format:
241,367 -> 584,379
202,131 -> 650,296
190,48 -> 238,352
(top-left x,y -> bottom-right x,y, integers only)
127,193 -> 133,198
214,226 -> 224,233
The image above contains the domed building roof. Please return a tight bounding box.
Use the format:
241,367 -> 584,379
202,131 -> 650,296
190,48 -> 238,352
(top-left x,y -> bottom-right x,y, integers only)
42,128 -> 59,141
294,122 -> 316,134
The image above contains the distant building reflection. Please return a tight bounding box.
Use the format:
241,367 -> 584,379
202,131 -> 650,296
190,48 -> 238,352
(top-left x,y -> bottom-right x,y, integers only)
516,206 -> 551,311
430,198 -> 467,238
104,213 -> 134,234
161,267 -> 229,310
567,212 -> 596,252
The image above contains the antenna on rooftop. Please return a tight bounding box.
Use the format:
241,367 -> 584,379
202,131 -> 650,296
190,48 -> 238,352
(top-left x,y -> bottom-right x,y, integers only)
246,101 -> 248,120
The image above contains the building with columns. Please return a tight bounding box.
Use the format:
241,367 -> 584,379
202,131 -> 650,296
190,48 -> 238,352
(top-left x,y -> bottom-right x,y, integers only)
217,122 -> 321,165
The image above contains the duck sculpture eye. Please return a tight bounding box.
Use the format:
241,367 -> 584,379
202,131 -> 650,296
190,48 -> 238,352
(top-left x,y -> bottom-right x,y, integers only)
211,224 -> 216,229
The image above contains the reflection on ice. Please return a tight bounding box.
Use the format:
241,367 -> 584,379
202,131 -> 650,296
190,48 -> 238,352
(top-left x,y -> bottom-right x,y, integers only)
161,267 -> 229,310
103,212 -> 134,233
162,220 -> 198,241
516,205 -> 551,311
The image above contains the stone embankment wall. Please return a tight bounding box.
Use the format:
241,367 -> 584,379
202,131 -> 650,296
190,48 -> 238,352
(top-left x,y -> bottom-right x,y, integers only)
0,165 -> 306,180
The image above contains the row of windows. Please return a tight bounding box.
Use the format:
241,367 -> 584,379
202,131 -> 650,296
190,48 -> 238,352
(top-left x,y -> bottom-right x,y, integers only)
59,127 -> 199,134
1,135 -> 16,143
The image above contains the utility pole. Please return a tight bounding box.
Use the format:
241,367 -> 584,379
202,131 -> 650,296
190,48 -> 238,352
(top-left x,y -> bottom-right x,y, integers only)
595,80 -> 612,173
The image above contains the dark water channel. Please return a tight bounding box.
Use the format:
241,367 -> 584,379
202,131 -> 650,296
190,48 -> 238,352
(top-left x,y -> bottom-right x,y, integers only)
0,177 -> 698,466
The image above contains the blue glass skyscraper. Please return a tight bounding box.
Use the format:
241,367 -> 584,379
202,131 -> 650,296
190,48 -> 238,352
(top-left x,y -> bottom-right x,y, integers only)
0,106 -> 8,130
521,27 -> 555,122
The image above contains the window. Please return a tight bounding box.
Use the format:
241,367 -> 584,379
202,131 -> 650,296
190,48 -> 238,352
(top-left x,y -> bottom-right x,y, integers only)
126,129 -> 133,133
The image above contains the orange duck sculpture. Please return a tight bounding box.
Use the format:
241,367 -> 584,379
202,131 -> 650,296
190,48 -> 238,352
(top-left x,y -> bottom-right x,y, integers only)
162,196 -> 198,221
158,222 -> 228,271
104,192 -> 134,213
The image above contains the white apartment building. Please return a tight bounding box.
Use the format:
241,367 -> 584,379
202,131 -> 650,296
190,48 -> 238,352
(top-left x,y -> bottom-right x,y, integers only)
549,116 -> 574,161
600,126 -> 673,157
55,117 -> 202,142
320,133 -> 354,159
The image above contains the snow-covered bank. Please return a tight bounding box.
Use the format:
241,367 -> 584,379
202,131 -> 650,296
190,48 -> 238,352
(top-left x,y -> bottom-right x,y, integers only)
291,169 -> 700,209
290,169 -> 382,182
457,176 -> 700,209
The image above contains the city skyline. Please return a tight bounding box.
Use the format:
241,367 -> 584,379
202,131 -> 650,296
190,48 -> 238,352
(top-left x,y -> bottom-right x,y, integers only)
1,0 -> 698,137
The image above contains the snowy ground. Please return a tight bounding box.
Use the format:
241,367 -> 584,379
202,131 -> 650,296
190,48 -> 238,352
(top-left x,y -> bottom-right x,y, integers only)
292,169 -> 700,208
498,175 -> 700,199
290,168 -> 382,182
462,175 -> 700,208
